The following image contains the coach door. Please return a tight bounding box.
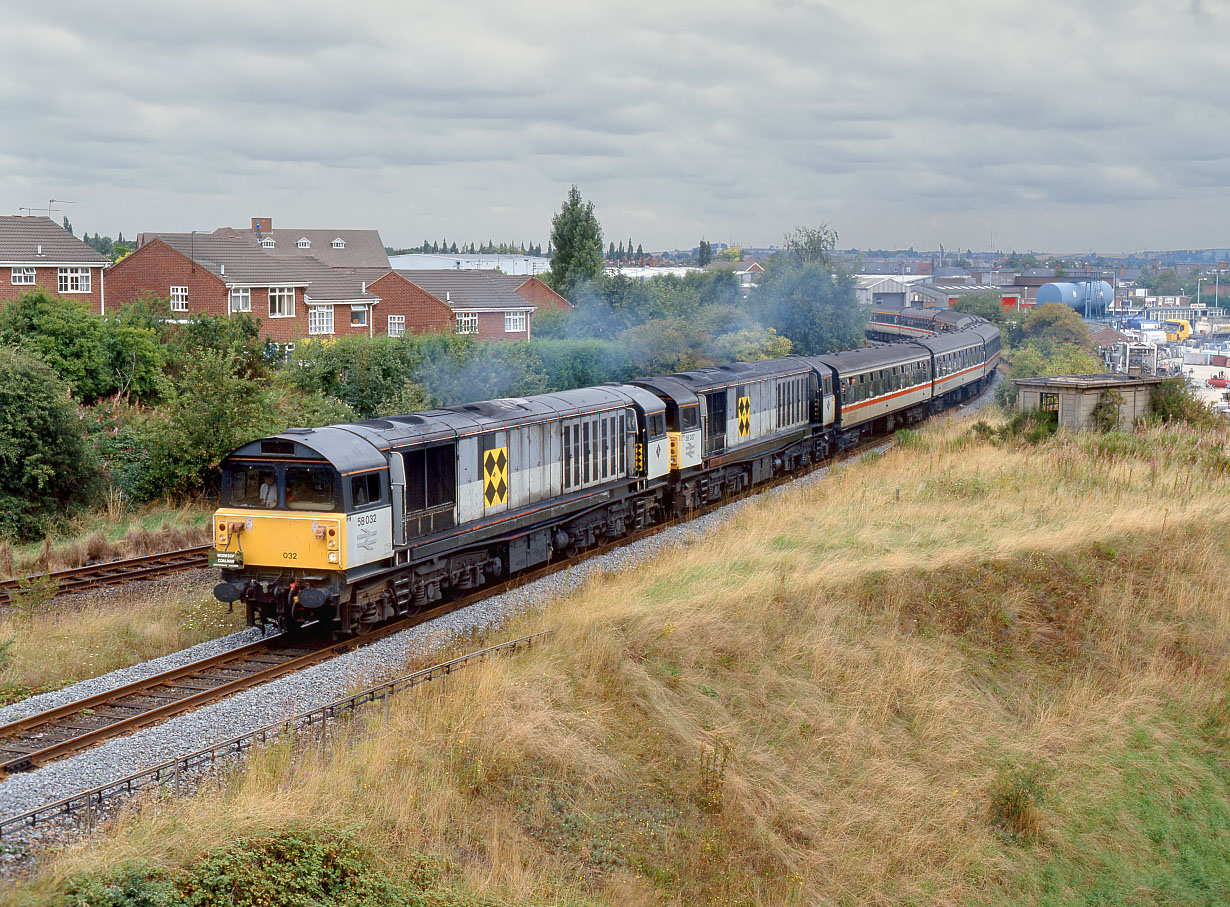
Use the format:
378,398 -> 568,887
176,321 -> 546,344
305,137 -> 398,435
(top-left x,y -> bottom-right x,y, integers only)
703,390 -> 727,455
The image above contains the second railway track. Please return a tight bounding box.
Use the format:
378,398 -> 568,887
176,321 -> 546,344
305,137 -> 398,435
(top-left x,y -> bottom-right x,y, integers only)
0,545 -> 213,607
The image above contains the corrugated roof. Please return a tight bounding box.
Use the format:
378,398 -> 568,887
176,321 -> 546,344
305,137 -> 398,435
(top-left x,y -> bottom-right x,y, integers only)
145,234 -> 375,301
0,216 -> 108,265
394,270 -> 537,312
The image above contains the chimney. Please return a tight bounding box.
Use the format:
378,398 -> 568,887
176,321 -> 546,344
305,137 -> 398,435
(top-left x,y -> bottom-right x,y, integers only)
251,217 -> 272,234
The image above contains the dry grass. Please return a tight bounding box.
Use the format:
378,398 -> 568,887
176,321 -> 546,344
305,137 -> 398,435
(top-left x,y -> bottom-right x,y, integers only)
13,416 -> 1230,905
1,505 -> 213,578
0,587 -> 243,703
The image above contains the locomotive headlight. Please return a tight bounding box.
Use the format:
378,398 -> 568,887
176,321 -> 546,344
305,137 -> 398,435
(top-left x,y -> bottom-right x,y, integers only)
328,552 -> 338,563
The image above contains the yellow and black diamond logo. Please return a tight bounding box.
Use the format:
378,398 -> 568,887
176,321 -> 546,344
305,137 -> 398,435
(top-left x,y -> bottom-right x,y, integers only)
737,395 -> 751,437
483,446 -> 508,507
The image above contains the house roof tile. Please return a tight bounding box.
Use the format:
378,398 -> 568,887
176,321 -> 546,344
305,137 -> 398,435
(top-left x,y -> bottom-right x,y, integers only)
0,216 -> 109,265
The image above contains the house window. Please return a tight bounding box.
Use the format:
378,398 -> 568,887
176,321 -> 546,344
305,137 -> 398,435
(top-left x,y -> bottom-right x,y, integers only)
1040,392 -> 1060,412
269,287 -> 295,317
296,238 -> 311,249
455,311 -> 479,334
331,238 -> 345,249
308,306 -> 334,335
387,315 -> 405,337
230,287 -> 251,312
10,267 -> 35,285
350,305 -> 368,327
504,310 -> 526,333
58,267 -> 91,293
260,237 -> 276,248
169,286 -> 189,312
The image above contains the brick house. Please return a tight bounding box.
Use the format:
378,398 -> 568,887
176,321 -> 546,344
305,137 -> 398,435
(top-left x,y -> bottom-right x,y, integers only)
209,218 -> 392,269
105,233 -> 378,343
488,273 -> 571,314
0,216 -> 109,311
391,270 -> 538,340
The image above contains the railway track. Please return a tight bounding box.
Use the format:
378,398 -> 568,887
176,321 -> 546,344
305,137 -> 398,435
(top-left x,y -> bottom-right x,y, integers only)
0,545 -> 212,607
0,425 -> 906,776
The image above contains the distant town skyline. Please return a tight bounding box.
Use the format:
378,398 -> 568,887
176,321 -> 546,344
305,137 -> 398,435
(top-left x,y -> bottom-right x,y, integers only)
2,2 -> 1226,255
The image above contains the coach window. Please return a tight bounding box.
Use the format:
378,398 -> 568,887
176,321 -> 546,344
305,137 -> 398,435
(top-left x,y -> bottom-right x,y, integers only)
600,417 -> 609,480
350,472 -> 382,508
582,421 -> 591,484
563,424 -> 573,489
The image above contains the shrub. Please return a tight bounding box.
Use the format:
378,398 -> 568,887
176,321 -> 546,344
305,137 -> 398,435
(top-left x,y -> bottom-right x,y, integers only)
988,763 -> 1049,843
1149,377 -> 1222,427
0,346 -> 100,539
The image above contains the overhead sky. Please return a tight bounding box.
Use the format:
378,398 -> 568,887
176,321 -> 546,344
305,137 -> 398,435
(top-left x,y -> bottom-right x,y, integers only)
2,1 -> 1226,254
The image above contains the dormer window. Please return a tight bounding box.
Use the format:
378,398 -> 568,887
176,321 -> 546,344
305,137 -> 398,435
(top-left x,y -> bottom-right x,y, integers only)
331,238 -> 345,249
297,238 -> 311,249
260,237 -> 276,249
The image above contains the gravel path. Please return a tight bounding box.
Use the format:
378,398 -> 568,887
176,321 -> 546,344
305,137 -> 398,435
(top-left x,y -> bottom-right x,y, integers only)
0,380 -> 1000,850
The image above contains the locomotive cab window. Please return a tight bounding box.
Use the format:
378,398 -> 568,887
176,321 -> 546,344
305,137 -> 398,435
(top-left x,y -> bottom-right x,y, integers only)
286,465 -> 337,511
680,405 -> 699,431
648,412 -> 666,438
350,472 -> 383,508
225,464 -> 276,508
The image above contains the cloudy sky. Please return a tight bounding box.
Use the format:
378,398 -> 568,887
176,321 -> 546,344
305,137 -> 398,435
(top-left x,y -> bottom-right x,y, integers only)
2,1 -> 1226,254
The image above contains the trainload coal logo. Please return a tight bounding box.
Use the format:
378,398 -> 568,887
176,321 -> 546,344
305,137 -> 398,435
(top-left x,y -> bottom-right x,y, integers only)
483,446 -> 509,506
737,395 -> 751,437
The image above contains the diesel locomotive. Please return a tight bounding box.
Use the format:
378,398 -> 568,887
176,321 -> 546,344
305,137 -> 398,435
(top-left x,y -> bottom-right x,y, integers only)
211,306 -> 999,633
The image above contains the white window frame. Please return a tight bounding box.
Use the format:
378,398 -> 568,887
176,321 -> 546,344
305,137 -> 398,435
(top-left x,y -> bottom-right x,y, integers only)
260,237 -> 276,248
58,267 -> 91,293
169,285 -> 189,312
308,305 -> 334,336
10,267 -> 35,285
455,311 -> 479,335
296,238 -> 311,249
350,304 -> 368,327
229,287 -> 251,313
387,314 -> 405,337
268,286 -> 295,318
331,238 -> 345,249
504,310 -> 526,333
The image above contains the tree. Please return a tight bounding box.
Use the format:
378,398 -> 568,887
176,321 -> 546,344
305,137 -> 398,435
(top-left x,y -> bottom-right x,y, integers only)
698,239 -> 712,268
951,292 -> 1006,325
62,216 -> 73,235
783,224 -> 838,267
0,346 -> 99,538
548,185 -> 605,300
636,243 -> 644,264
754,260 -> 864,355
1021,302 -> 1092,349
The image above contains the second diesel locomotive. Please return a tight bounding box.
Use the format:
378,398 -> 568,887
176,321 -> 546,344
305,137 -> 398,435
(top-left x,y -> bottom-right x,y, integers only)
211,307 -> 999,633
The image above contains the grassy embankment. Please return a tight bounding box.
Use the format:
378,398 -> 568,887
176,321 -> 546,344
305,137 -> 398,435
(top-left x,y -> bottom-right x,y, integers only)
0,502 -> 235,704
10,413 -> 1230,906
0,504 -> 213,578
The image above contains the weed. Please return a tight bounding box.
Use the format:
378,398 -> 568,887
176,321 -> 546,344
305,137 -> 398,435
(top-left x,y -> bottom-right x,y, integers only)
987,762 -> 1049,843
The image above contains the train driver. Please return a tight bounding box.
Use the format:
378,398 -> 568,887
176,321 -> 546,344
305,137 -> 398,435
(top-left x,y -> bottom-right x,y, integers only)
259,473 -> 278,508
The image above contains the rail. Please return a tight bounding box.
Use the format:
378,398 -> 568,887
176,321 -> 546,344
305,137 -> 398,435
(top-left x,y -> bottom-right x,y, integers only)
0,545 -> 212,606
0,631 -> 552,840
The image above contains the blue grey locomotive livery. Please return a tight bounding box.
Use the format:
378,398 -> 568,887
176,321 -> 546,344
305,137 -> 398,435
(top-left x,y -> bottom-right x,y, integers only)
212,307 -> 1000,632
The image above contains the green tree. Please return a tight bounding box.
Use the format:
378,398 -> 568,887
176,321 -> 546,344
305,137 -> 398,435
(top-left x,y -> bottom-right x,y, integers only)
548,185 -> 605,299
138,352 -> 270,499
783,224 -> 838,266
0,346 -> 99,538
754,260 -> 864,355
698,239 -> 712,267
1021,302 -> 1093,349
0,290 -> 164,402
951,292 -> 1006,325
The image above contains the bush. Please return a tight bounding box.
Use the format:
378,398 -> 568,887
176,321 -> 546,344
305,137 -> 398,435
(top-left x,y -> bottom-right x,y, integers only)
0,346 -> 100,539
0,290 -> 164,402
1148,377 -> 1222,427
987,763 -> 1049,843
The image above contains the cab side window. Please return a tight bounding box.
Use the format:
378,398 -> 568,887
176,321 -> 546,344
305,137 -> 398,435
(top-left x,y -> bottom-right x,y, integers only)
351,473 -> 382,508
